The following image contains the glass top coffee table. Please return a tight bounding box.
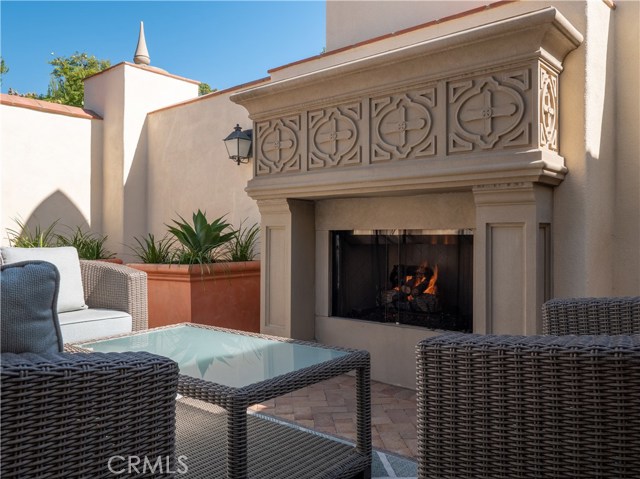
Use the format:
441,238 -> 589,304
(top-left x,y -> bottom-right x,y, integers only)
73,323 -> 372,479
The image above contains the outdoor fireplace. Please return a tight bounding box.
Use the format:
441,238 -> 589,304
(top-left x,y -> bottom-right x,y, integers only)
232,6 -> 582,386
332,230 -> 473,331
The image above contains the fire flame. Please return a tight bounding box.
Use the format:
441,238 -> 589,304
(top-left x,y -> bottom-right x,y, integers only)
424,264 -> 438,295
395,263 -> 438,298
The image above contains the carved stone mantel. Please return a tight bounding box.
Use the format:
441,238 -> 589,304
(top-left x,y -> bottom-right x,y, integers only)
232,7 -> 582,201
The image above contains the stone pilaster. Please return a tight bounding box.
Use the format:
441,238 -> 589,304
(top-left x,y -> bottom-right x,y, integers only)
472,182 -> 553,334
257,199 -> 316,340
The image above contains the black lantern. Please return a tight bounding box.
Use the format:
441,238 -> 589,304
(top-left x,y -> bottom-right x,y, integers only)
223,124 -> 253,165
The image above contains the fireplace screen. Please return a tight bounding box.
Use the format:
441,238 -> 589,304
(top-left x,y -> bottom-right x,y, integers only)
331,230 -> 473,331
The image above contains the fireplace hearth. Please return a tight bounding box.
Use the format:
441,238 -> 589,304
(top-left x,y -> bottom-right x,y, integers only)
332,230 -> 473,332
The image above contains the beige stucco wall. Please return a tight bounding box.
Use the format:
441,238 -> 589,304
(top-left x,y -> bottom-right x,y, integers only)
146,91 -> 259,244
84,63 -> 199,258
0,105 -> 102,243
326,0 -> 487,52
553,0 -> 640,297
84,66 -> 125,251
613,0 -> 640,295
278,1 -> 557,83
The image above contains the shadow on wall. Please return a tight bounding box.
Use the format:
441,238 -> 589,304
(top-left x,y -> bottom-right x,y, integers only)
90,118 -> 103,239
122,116 -> 149,263
9,190 -> 90,239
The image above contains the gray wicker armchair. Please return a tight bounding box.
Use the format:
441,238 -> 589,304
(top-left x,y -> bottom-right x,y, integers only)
1,260 -> 172,478
543,295 -> 640,335
1,351 -> 179,478
80,260 -> 148,332
417,296 -> 640,478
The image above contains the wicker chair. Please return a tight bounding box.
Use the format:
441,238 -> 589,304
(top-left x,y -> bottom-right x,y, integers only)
542,295 -> 640,335
417,296 -> 640,478
80,260 -> 148,332
1,260 -> 174,478
1,351 -> 179,478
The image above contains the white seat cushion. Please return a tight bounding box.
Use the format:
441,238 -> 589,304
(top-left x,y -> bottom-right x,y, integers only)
1,247 -> 87,313
58,308 -> 132,344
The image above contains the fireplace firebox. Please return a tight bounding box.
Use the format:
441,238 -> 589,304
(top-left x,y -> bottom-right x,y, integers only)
331,230 -> 473,331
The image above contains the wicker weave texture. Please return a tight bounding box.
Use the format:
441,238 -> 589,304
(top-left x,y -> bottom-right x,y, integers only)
542,296 -> 640,335
1,351 -> 178,478
175,398 -> 370,478
417,333 -> 640,478
80,260 -> 148,331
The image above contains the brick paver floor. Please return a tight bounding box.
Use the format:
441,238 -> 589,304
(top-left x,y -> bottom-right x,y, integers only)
249,374 -> 418,459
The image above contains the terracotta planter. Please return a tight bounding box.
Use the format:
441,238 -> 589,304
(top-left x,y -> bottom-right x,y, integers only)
127,261 -> 260,332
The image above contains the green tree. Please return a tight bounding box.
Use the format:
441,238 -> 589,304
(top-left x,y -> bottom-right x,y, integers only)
0,58 -> 8,85
45,52 -> 110,107
198,82 -> 216,96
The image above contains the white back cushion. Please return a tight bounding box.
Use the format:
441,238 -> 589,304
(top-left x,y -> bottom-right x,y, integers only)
1,247 -> 87,313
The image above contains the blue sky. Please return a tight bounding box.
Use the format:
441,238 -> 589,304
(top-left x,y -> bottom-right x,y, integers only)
0,0 -> 326,95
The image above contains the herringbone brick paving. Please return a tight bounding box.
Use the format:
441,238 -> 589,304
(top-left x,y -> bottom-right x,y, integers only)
249,374 -> 418,459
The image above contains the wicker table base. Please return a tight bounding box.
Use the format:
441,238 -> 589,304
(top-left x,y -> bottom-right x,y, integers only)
176,398 -> 370,479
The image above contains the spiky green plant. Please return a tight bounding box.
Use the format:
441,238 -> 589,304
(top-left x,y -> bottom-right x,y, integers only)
228,221 -> 259,262
129,233 -> 175,264
56,226 -> 115,259
167,210 -> 236,267
6,218 -> 59,247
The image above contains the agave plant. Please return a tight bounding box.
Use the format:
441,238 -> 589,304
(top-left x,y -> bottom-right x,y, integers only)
6,218 -> 60,247
129,233 -> 175,264
167,210 -> 236,267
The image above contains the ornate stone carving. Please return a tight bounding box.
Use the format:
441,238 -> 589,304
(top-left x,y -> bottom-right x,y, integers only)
448,70 -> 531,153
256,116 -> 302,175
371,89 -> 436,162
253,68 -> 559,180
308,103 -> 362,169
539,65 -> 558,151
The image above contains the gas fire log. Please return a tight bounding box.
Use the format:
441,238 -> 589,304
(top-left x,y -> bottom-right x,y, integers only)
380,262 -> 441,313
413,293 -> 439,313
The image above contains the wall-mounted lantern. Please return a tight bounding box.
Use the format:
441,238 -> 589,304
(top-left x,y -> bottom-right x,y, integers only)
223,124 -> 253,165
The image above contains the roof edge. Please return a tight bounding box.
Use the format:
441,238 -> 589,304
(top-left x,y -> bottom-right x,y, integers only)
84,61 -> 200,85
0,93 -> 102,120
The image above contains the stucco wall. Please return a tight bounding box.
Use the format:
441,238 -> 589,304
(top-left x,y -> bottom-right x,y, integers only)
553,0 -> 640,297
146,91 -> 259,246
84,63 -> 199,258
326,0 -> 487,51
84,66 -> 125,251
0,104 -> 102,243
613,0 -> 640,295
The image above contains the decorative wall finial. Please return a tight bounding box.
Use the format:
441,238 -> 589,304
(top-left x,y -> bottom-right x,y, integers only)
134,21 -> 150,65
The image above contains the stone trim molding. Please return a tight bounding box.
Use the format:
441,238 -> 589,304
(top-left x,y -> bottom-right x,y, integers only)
232,7 -> 582,201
